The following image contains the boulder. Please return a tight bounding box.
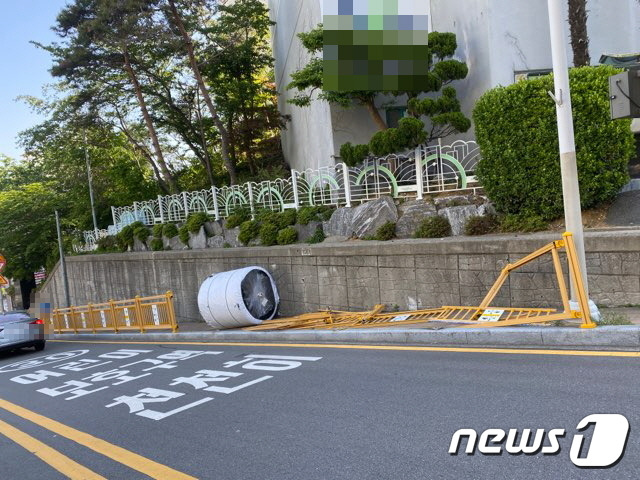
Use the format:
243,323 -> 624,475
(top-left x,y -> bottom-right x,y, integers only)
395,200 -> 437,238
325,207 -> 355,237
206,235 -> 225,248
294,221 -> 323,242
351,196 -> 398,239
223,227 -> 242,247
433,194 -> 472,208
204,221 -> 223,237
188,226 -> 207,250
133,238 -> 148,252
163,236 -> 185,251
439,204 -> 491,236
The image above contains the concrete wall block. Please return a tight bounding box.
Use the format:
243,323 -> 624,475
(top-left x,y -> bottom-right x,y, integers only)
377,256 -> 415,269
459,254 -> 509,272
317,256 -> 346,266
414,254 -> 458,270
346,255 -> 378,268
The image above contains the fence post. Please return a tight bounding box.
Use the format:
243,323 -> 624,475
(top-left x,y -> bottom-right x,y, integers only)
211,186 -> 220,220
111,206 -> 117,229
87,303 -> 96,333
133,201 -> 139,222
158,195 -> 164,223
341,163 -> 352,208
291,171 -> 300,209
134,296 -> 146,333
69,306 -> 78,334
415,146 -> 424,200
182,191 -> 189,220
247,183 -> 255,217
165,291 -> 178,333
109,299 -> 119,333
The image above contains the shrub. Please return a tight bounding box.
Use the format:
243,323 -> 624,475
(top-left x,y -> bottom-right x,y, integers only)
500,214 -> 548,233
277,226 -> 298,245
152,224 -> 164,238
185,212 -> 210,234
225,208 -> 251,228
96,236 -> 119,253
178,225 -> 190,245
162,223 -> 179,238
298,205 -> 335,225
374,221 -> 396,241
277,209 -> 297,228
150,238 -> 164,251
464,214 -> 500,236
474,66 -> 633,221
307,225 -> 326,244
116,225 -> 135,251
259,223 -> 279,246
414,216 -> 452,238
238,220 -> 261,245
223,242 -> 232,248
133,225 -> 150,243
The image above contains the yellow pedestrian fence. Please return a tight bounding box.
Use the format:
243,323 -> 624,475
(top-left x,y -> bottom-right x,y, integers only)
52,292 -> 178,334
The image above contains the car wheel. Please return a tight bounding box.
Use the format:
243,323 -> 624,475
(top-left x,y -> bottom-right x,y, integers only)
34,341 -> 45,352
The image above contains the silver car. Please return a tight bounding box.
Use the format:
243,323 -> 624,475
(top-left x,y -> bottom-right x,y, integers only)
0,311 -> 46,353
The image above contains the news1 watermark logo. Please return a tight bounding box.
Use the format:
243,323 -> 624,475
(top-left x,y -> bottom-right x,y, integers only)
449,414 -> 630,468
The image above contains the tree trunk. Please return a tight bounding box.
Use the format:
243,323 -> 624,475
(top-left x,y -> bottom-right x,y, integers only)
364,99 -> 388,130
122,46 -> 178,192
167,0 -> 238,185
568,0 -> 590,67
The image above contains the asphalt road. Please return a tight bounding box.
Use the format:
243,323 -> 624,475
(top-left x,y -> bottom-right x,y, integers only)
0,340 -> 638,480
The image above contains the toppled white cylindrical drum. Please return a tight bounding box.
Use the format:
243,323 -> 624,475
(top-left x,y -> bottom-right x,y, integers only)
197,266 -> 279,329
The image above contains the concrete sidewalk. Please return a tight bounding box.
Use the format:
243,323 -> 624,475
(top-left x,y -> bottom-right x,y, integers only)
53,325 -> 640,351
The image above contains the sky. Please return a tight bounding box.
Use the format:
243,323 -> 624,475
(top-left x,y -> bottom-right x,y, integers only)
0,0 -> 69,159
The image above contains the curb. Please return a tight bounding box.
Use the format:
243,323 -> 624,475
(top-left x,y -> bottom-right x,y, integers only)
52,326 -> 640,351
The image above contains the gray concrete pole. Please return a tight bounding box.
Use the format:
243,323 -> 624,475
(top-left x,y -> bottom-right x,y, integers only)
84,132 -> 99,234
55,210 -> 71,308
547,0 -> 589,301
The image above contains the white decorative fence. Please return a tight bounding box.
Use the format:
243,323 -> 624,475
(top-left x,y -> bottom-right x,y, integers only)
80,141 -> 481,251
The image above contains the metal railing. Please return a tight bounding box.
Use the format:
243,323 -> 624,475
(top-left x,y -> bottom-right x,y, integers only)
79,141 -> 481,251
51,291 -> 178,334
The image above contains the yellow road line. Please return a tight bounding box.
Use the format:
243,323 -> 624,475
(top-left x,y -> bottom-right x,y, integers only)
50,339 -> 640,358
0,398 -> 197,480
0,418 -> 106,480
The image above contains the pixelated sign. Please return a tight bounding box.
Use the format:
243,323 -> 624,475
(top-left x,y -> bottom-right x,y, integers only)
323,0 -> 430,91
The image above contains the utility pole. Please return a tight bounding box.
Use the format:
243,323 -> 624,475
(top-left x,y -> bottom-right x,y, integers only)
546,0 -> 591,304
55,210 -> 71,308
84,132 -> 99,234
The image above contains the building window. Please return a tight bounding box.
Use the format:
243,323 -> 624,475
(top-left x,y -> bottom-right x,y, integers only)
514,69 -> 553,82
385,106 -> 408,128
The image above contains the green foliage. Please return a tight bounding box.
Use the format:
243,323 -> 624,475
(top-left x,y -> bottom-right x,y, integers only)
178,225 -> 190,246
474,66 -> 633,221
277,209 -> 297,228
464,215 -> 500,236
185,212 -> 210,234
306,225 -> 326,244
223,242 -> 232,248
238,220 -> 261,245
277,226 -> 298,245
339,143 -> 370,167
297,205 -> 334,225
96,236 -> 120,253
414,216 -> 452,238
225,208 -> 251,229
133,225 -> 150,242
374,222 -> 397,241
259,223 -> 279,246
152,224 -> 164,238
162,223 -> 179,239
116,224 -> 136,251
369,118 -> 427,157
150,238 -> 164,251
499,214 -> 548,233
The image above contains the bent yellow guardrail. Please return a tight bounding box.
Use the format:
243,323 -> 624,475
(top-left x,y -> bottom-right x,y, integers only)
52,291 -> 177,334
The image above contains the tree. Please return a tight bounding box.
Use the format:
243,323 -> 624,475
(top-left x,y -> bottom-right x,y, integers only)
287,26 -> 470,163
568,0 -> 590,67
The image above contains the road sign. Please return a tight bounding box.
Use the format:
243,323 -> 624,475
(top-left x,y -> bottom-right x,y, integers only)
0,275 -> 9,287
0,254 -> 5,271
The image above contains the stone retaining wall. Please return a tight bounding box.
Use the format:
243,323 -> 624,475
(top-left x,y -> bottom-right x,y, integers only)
40,230 -> 640,323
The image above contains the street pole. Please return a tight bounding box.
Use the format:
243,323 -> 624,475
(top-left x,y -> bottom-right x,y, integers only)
546,0 -> 590,303
84,132 -> 99,234
55,210 -> 71,308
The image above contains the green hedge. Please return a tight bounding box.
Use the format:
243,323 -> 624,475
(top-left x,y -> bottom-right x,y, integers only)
473,66 -> 633,221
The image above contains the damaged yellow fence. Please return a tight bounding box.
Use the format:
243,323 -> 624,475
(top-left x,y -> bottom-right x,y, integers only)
246,232 -> 596,331
52,292 -> 178,334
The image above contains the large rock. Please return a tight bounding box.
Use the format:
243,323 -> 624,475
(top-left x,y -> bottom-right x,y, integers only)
351,196 -> 399,239
163,236 -> 185,251
204,221 -> 223,237
294,221 -> 323,242
206,235 -> 225,248
133,238 -> 148,252
439,204 -> 492,236
395,200 -> 437,238
433,194 -> 472,208
188,226 -> 207,250
223,227 -> 242,247
325,207 -> 355,237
